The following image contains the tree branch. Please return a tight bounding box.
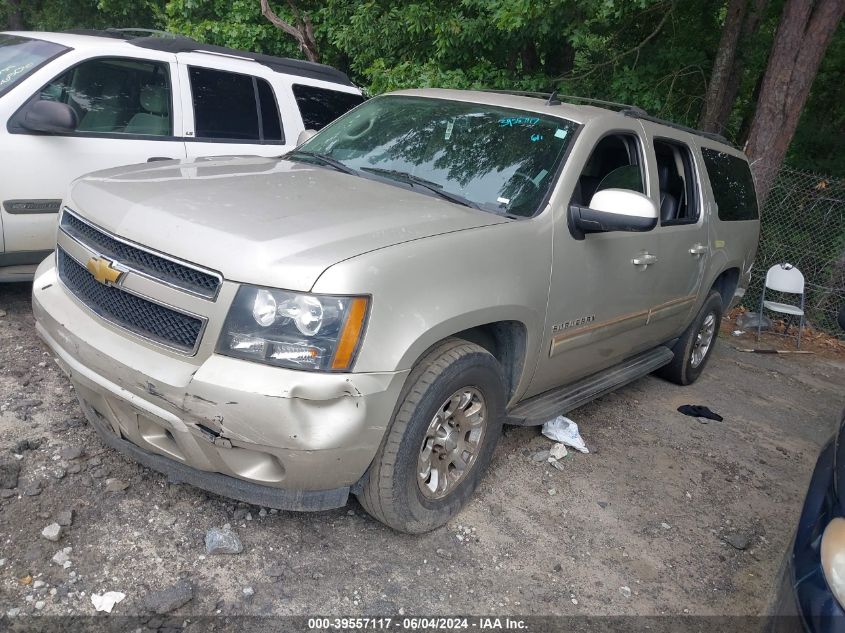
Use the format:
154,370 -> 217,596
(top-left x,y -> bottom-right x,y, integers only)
556,5 -> 673,82
260,0 -> 303,42
259,0 -> 320,62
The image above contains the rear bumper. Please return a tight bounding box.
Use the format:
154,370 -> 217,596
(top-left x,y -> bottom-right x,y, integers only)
32,257 -> 408,507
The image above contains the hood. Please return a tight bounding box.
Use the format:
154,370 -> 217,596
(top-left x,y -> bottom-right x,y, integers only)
68,156 -> 507,291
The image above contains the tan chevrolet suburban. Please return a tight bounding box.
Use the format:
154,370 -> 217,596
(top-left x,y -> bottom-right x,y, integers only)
32,89 -> 760,533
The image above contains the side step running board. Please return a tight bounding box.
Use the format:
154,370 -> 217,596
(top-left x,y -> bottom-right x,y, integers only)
507,346 -> 674,426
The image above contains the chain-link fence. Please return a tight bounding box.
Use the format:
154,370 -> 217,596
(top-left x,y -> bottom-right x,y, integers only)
743,165 -> 845,338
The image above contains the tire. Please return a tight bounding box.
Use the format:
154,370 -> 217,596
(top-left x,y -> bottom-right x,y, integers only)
657,290 -> 723,386
357,338 -> 505,533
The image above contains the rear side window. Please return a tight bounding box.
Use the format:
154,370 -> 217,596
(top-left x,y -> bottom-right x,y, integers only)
654,138 -> 699,224
256,79 -> 282,141
189,67 -> 284,143
701,148 -> 759,221
292,84 -> 365,131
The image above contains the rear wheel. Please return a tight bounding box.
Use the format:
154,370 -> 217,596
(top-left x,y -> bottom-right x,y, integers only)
357,338 -> 505,533
657,290 -> 723,385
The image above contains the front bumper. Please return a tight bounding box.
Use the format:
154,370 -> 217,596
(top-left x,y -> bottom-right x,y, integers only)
32,257 -> 408,510
768,547 -> 806,633
768,429 -> 845,633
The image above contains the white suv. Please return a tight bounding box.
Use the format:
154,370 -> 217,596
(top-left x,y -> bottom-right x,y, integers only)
0,30 -> 364,281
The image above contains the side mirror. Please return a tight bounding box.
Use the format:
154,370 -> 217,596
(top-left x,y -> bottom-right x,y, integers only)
296,129 -> 317,146
569,189 -> 658,240
20,100 -> 78,134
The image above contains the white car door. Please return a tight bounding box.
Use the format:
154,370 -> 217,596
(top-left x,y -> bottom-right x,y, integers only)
0,50 -> 187,257
176,52 -> 297,160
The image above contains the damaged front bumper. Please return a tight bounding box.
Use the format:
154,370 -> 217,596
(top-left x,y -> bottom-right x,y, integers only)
32,257 -> 408,511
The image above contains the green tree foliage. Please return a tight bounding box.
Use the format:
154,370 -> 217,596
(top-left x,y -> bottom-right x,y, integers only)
165,0 -> 300,57
2,0 -> 843,175
2,0 -> 166,31
787,19 -> 845,174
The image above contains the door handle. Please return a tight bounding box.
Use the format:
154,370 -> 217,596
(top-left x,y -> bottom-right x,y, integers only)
689,243 -> 708,256
147,157 -> 173,162
632,253 -> 658,266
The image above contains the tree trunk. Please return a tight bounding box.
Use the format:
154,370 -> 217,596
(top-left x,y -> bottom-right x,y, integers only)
736,70 -> 764,145
6,0 -> 25,30
699,0 -> 769,135
714,0 -> 769,129
259,0 -> 320,63
745,0 -> 845,205
699,0 -> 748,133
546,42 -> 575,77
520,43 -> 539,74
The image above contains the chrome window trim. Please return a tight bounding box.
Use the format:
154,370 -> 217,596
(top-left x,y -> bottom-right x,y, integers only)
59,207 -> 223,301
56,246 -> 209,357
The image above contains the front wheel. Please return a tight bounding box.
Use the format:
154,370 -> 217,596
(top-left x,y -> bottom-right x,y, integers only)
657,290 -> 723,385
357,339 -> 505,533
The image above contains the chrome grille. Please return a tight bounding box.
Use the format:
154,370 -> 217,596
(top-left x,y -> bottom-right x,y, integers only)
60,211 -> 220,299
57,248 -> 204,353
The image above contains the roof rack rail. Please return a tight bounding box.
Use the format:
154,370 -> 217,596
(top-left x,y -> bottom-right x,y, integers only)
63,30 -> 355,87
64,28 -> 179,40
480,89 -> 558,100
480,90 -> 734,145
621,109 -> 733,146
480,89 -> 646,113
128,36 -> 355,87
108,28 -> 179,39
555,94 -> 646,113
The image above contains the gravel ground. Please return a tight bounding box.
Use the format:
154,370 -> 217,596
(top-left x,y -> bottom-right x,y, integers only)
0,281 -> 843,620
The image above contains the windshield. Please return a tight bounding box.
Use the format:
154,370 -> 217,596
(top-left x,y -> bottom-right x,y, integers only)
0,34 -> 68,97
297,95 -> 578,217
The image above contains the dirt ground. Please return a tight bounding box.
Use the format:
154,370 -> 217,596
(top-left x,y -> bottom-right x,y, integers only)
1,280 -> 843,621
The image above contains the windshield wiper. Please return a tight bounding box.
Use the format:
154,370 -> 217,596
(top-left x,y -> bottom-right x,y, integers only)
360,167 -> 481,210
285,150 -> 358,176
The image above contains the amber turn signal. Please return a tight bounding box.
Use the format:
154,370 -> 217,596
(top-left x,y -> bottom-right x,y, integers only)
331,297 -> 369,370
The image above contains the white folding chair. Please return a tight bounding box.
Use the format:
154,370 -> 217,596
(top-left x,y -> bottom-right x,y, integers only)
757,263 -> 805,348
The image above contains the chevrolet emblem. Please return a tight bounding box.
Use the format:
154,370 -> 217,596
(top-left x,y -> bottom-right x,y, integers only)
86,256 -> 123,285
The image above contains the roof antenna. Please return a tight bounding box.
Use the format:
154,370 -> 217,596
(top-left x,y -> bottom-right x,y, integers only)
546,89 -> 561,106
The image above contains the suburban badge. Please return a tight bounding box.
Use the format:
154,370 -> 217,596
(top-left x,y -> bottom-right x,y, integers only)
552,315 -> 596,332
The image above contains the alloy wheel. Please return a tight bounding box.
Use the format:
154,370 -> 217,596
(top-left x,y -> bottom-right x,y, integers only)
691,312 -> 717,368
417,387 -> 487,500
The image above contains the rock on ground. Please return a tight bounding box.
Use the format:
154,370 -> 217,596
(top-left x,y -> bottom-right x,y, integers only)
104,478 -> 128,493
41,523 -> 62,542
205,527 -> 243,555
142,579 -> 194,614
726,533 -> 751,551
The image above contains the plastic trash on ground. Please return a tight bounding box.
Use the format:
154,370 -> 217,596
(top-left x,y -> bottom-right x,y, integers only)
205,526 -> 243,555
736,311 -> 772,331
91,591 -> 126,613
542,415 -> 589,453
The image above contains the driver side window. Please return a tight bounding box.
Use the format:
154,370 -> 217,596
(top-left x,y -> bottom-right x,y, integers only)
35,57 -> 172,136
571,133 -> 644,207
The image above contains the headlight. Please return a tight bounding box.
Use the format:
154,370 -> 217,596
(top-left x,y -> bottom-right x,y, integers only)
216,285 -> 369,371
822,517 -> 845,608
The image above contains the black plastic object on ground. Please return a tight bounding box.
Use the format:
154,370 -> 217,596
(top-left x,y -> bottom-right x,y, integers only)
677,405 -> 724,422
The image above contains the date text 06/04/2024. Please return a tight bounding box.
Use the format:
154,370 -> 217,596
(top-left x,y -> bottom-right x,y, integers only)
307,617 -> 528,630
